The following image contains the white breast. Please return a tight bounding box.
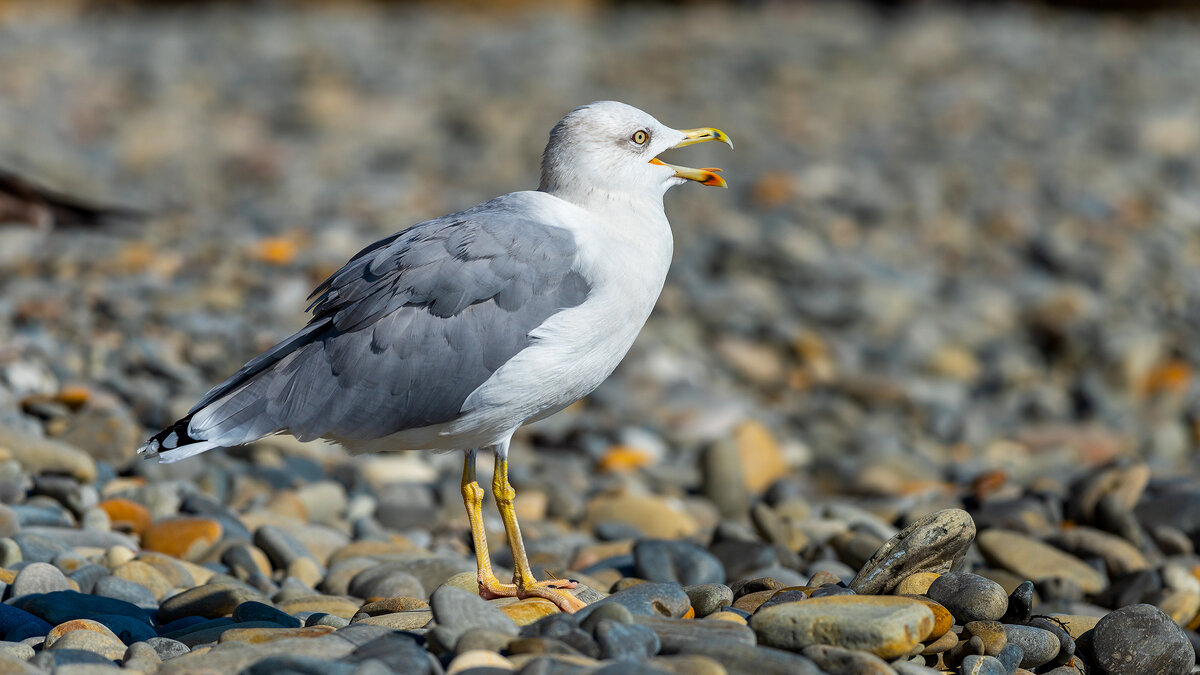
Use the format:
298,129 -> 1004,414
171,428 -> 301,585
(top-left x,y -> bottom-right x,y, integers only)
448,190 -> 674,443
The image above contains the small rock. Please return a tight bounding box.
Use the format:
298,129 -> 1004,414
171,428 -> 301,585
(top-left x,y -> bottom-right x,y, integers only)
595,619 -> 659,660
142,517 -> 223,560
801,644 -> 893,674
446,649 -> 514,674
577,582 -> 691,619
684,583 -> 733,617
499,598 -> 559,626
232,601 -> 301,628
849,509 -> 975,595
1092,603 -> 1194,675
751,595 -> 934,659
585,494 -> 699,539
926,572 -> 1008,623
11,562 -> 69,597
976,530 -> 1107,594
158,583 -> 265,623
634,540 -> 725,586
45,628 -> 126,660
1004,624 -> 1060,669
960,653 -> 1007,675
347,563 -> 424,599
894,572 -> 940,596
430,586 -> 519,645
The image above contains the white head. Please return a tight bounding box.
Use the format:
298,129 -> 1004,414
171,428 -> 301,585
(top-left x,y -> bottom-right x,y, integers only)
538,101 -> 732,206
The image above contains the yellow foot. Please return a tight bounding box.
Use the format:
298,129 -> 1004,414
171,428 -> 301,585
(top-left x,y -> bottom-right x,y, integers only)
478,575 -> 586,613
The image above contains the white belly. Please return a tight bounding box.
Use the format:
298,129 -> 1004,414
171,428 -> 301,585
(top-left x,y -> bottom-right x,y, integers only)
339,192 -> 675,454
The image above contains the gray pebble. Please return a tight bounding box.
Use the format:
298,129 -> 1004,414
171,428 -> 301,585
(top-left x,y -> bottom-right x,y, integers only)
1003,624 -> 1059,669
683,583 -> 733,618
429,586 -> 518,644
11,562 -> 69,597
926,572 -> 1008,623
960,654 -> 1007,675
595,619 -> 659,661
634,539 -> 725,586
1092,603 -> 1194,675
576,582 -> 691,620
232,601 -> 301,628
93,576 -> 158,610
347,564 -> 424,600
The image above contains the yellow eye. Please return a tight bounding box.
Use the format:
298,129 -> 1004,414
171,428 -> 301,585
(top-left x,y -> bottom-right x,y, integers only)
632,130 -> 648,145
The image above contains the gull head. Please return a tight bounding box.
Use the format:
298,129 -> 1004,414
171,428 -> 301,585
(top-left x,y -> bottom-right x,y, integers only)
538,101 -> 732,204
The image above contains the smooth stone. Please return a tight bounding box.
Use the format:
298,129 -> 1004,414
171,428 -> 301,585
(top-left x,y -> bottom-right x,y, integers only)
218,625 -> 335,643
387,556 -> 475,594
634,615 -> 755,653
347,563 -> 424,599
756,589 -> 809,612
575,582 -> 691,619
595,619 -> 660,660
86,615 -> 155,645
926,572 -> 1008,623
93,575 -> 158,609
1092,603 -> 1194,675
275,594 -> 361,619
455,627 -> 515,654
430,586 -> 519,644
29,648 -> 117,670
647,654 -> 728,675
0,642 -> 35,661
1049,527 -> 1149,576
45,629 -> 126,660
1003,624 -> 1060,669
801,644 -> 893,673
963,621 -> 1007,655
44,620 -> 119,649
10,562 -> 69,597
899,595 -> 952,639
239,654 -> 360,675
145,637 -> 190,660
1002,580 -> 1035,623
355,610 -> 433,630
894,572 -> 940,596
849,509 -> 975,595
344,632 -> 433,674
520,614 -> 598,658
679,643 -> 823,674
446,649 -> 514,674
324,539 -> 421,568
732,590 -> 775,613
11,532 -> 67,563
921,630 -> 958,655
254,524 -> 317,569
892,662 -> 942,675
319,557 -> 378,596
96,499 -> 150,535
305,613 -> 351,629
19,527 -> 135,552
354,596 -> 428,617
11,591 -> 150,627
232,601 -> 301,628
585,495 -> 699,539
142,517 -> 223,560
960,654 -> 1007,675
499,598 -> 560,626
685,584 -> 734,617
633,540 -> 725,586
976,530 -> 1107,594
0,427 -> 96,482
158,583 -> 265,623
69,564 -> 108,595
110,561 -> 172,599
751,595 -> 934,659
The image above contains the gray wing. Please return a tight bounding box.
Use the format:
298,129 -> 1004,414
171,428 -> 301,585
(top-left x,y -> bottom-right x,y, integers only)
179,195 -> 590,449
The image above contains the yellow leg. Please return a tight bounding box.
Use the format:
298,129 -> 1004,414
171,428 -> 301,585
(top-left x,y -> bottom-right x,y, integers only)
492,449 -> 586,612
461,449 -> 516,598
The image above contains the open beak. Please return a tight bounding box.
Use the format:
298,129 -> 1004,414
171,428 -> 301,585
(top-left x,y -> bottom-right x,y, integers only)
651,127 -> 733,188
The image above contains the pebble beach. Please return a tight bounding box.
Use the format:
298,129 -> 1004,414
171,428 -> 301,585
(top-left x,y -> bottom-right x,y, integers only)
0,1 -> 1199,673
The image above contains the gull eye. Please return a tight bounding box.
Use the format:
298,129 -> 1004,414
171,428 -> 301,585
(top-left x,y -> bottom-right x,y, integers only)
631,130 -> 648,145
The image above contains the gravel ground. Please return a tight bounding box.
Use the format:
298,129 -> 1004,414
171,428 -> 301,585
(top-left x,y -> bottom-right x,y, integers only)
0,2 -> 1199,674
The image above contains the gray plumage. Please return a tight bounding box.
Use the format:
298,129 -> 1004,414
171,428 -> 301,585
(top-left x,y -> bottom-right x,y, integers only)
144,194 -> 589,459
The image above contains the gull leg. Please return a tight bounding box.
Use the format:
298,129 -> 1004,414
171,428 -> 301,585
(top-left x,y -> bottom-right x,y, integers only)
461,448 -> 517,599
491,441 -> 586,613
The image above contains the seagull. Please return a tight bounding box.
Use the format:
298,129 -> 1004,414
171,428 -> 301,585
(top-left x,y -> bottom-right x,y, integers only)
139,101 -> 732,612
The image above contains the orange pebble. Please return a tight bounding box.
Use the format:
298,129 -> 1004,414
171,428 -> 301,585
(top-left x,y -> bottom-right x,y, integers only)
142,517 -> 223,559
98,498 -> 152,535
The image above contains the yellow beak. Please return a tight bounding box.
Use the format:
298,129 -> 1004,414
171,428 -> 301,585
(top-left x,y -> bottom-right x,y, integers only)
651,127 -> 733,188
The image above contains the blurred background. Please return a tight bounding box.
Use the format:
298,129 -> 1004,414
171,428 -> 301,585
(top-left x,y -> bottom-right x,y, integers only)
0,0 -> 1198,518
